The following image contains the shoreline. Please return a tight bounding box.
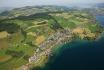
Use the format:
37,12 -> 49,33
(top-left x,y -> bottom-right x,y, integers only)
16,27 -> 104,70
17,29 -> 73,70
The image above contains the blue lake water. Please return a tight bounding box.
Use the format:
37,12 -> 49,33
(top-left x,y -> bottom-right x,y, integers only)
45,38 -> 104,70
96,15 -> 104,26
32,15 -> 104,70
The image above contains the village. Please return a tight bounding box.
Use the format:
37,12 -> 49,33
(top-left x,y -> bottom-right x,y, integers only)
19,28 -> 73,70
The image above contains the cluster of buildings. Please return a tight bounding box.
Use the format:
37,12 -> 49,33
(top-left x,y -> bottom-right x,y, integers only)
19,29 -> 73,70
29,29 -> 72,63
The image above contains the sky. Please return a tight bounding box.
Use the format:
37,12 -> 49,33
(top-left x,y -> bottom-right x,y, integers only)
0,0 -> 104,7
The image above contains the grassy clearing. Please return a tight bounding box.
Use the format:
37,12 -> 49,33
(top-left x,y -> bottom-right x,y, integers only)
0,31 -> 9,39
0,55 -> 12,63
0,58 -> 27,70
36,35 -> 45,45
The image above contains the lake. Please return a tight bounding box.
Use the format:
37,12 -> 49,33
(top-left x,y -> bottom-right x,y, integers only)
43,38 -> 104,70
96,15 -> 104,26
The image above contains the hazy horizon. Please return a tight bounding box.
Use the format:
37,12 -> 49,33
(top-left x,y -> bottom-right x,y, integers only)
0,0 -> 104,8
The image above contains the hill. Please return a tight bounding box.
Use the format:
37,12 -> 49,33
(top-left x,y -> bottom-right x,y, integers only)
0,6 -> 70,19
